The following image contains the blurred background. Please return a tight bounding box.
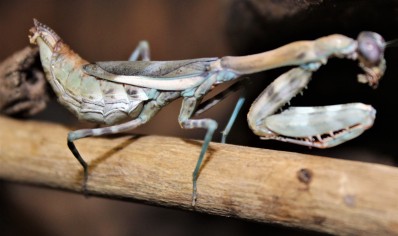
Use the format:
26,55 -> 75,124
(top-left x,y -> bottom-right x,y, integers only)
0,0 -> 397,235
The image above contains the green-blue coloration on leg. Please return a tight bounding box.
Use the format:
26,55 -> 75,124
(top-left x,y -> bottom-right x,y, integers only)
221,95 -> 245,144
191,120 -> 217,206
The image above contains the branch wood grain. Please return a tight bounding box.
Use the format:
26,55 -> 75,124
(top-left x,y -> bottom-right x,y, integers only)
0,116 -> 397,235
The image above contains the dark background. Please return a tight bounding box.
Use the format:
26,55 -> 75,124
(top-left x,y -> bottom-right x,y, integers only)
0,0 -> 397,235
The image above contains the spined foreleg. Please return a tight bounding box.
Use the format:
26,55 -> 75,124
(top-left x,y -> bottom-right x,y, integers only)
248,67 -> 376,148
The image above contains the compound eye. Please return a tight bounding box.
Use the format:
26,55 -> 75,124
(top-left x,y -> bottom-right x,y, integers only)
357,32 -> 385,66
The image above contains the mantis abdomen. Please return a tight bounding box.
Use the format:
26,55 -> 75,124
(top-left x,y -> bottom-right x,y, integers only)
37,37 -> 152,125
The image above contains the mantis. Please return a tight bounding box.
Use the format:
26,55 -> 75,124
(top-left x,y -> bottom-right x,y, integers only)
29,19 -> 385,206
246,31 -> 385,148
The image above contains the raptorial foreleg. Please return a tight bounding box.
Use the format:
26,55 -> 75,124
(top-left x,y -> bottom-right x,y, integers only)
247,67 -> 314,137
260,103 -> 376,148
248,66 -> 376,148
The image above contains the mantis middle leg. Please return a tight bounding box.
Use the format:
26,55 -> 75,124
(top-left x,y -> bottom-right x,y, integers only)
195,79 -> 248,143
178,74 -> 221,206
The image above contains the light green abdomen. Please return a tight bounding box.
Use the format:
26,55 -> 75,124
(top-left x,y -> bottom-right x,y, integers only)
37,39 -> 147,124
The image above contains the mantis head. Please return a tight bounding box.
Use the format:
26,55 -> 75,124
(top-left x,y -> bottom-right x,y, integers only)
357,32 -> 385,65
356,31 -> 386,88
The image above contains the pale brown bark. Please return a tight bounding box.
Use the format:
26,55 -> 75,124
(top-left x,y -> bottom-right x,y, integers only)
0,116 -> 397,235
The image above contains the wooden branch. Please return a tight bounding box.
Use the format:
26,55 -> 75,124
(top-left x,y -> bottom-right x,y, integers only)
0,47 -> 49,117
0,116 -> 397,235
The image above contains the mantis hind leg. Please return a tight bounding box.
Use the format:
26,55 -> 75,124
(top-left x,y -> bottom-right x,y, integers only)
67,118 -> 145,193
67,100 -> 163,194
